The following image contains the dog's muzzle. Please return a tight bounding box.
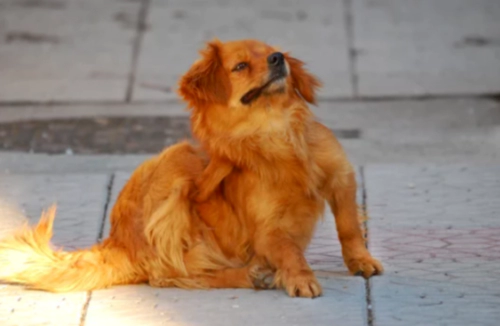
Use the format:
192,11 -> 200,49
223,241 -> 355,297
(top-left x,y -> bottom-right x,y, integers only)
240,52 -> 288,105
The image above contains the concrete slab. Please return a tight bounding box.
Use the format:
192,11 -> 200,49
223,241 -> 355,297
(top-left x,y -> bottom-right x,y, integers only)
0,102 -> 189,124
0,0 -> 140,101
1,98 -> 499,163
311,98 -> 500,130
133,0 -> 351,101
0,173 -> 111,245
312,99 -> 500,164
85,277 -> 365,326
1,98 -> 500,165
0,173 -> 111,326
340,130 -> 500,164
365,165 -> 500,325
352,0 -> 500,96
0,153 -> 149,174
88,209 -> 367,326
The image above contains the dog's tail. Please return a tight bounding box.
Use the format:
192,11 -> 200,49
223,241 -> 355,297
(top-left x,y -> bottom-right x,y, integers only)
0,205 -> 140,292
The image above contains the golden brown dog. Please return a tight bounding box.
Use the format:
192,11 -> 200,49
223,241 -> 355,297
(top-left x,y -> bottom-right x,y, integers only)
0,39 -> 382,298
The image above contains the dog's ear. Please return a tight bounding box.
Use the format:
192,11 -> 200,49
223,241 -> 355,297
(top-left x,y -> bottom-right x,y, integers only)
285,54 -> 322,105
178,40 -> 231,108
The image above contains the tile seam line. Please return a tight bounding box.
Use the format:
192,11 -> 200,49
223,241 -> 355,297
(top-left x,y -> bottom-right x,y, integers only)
360,166 -> 374,326
342,0 -> 359,97
125,0 -> 151,102
78,172 -> 115,326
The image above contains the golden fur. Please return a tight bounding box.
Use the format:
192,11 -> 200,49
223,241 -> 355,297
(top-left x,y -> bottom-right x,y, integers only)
0,39 -> 382,298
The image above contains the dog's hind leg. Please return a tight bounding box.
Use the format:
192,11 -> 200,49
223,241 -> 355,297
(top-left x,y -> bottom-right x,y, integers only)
149,263 -> 274,290
197,265 -> 275,289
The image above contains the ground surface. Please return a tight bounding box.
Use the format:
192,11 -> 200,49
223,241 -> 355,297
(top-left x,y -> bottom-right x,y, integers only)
0,0 -> 499,325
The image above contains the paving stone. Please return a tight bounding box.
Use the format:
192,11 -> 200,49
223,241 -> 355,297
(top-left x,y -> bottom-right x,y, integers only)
353,0 -> 500,96
87,218 -> 366,326
0,116 -> 192,154
133,0 -> 351,101
0,173 -> 111,326
311,98 -> 500,131
91,171 -> 366,325
0,153 -> 150,174
365,165 -> 500,326
0,0 -> 139,101
85,273 -> 365,326
0,288 -> 86,326
0,103 -> 189,124
0,99 -> 499,175
0,173 -> 111,245
1,98 -> 499,164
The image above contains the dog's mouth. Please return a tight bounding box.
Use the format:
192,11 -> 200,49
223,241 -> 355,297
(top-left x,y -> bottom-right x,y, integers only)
240,72 -> 287,105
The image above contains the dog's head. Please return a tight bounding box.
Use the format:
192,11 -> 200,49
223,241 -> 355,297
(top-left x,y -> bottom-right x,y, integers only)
178,39 -> 321,109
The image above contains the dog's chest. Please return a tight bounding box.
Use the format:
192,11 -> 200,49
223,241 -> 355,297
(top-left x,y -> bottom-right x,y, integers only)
240,169 -> 324,228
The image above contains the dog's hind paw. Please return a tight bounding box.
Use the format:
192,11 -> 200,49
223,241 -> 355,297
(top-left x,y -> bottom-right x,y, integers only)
249,265 -> 275,289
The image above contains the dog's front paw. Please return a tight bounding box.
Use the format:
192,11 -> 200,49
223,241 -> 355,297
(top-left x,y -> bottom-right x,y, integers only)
282,269 -> 322,298
346,254 -> 383,278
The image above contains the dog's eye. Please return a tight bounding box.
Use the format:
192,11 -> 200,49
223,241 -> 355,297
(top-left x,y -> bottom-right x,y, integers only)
232,62 -> 248,72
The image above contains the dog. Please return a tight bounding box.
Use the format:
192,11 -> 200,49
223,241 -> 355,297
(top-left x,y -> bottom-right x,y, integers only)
0,39 -> 382,298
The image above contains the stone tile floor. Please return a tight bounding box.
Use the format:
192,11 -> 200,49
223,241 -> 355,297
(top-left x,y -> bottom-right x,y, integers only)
1,0 -> 499,324
0,164 -> 499,325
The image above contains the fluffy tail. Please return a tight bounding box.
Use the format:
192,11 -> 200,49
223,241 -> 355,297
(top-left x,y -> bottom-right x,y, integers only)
0,205 -> 139,292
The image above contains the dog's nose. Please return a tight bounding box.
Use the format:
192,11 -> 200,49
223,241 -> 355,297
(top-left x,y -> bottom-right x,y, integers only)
267,52 -> 284,67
